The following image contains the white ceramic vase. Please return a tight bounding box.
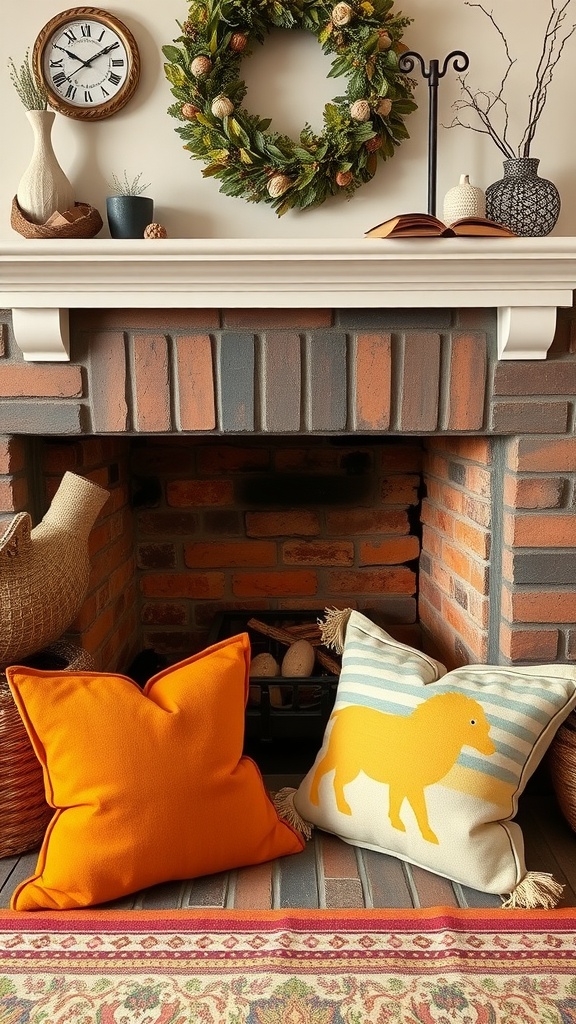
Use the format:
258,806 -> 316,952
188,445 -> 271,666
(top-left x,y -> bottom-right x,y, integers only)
443,173 -> 486,224
16,109 -> 75,225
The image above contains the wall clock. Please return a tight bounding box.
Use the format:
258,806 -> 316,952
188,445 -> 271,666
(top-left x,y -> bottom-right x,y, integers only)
33,7 -> 140,120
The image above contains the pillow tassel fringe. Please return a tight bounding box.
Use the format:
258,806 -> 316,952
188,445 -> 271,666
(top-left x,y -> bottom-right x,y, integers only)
273,787 -> 313,840
318,607 -> 353,655
501,871 -> 565,909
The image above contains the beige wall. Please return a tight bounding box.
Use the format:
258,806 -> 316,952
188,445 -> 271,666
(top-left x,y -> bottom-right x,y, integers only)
1,0 -> 574,239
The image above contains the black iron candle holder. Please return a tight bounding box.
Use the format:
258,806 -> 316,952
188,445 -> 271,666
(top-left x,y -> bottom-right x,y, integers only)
399,50 -> 470,217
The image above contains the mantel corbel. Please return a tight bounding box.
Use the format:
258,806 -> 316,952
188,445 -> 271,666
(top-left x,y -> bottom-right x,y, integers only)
1,237 -> 575,362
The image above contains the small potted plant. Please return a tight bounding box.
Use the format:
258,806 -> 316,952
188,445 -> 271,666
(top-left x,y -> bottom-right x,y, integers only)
106,171 -> 153,238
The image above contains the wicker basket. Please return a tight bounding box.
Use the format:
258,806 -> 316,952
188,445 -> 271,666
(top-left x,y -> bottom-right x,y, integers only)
11,196 -> 103,239
0,641 -> 94,859
549,711 -> 576,832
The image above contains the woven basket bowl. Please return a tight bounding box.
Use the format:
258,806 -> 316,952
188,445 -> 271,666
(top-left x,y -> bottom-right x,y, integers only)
0,641 -> 94,858
11,197 -> 103,239
549,711 -> 576,832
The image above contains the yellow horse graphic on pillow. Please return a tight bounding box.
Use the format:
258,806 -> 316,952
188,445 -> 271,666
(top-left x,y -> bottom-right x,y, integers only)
309,691 -> 495,844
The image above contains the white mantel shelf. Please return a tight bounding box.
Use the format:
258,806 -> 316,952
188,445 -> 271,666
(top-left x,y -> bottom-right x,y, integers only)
1,236 -> 575,361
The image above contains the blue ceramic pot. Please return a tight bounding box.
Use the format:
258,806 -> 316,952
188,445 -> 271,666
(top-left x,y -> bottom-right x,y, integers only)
106,195 -> 154,239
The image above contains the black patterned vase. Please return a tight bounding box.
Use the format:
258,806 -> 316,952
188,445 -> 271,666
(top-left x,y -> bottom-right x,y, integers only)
485,158 -> 560,236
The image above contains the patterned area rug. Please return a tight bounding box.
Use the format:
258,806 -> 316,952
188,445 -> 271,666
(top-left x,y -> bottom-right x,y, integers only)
1,907 -> 576,1022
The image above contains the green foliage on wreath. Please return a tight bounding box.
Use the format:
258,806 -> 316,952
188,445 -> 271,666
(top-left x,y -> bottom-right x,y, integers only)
163,0 -> 417,215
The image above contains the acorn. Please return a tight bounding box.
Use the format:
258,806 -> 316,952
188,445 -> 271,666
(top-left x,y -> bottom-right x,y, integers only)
211,95 -> 234,118
336,170 -> 353,187
365,135 -> 382,152
332,2 -> 353,25
377,29 -> 392,49
377,97 -> 393,117
267,174 -> 293,198
191,56 -> 212,77
143,223 -> 168,239
230,32 -> 248,52
181,102 -> 200,120
350,99 -> 371,122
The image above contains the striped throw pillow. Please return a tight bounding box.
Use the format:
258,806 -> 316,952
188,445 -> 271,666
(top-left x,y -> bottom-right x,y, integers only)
294,611 -> 576,908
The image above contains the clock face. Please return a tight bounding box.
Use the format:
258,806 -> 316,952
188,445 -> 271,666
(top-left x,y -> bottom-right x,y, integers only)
33,7 -> 140,120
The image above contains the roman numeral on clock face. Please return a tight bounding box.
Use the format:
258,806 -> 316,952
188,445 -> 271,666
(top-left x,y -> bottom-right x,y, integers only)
53,71 -> 66,87
81,24 -> 91,36
64,29 -> 77,43
50,58 -> 64,68
84,90 -> 93,103
111,59 -> 124,66
108,72 -> 121,86
66,84 -> 77,99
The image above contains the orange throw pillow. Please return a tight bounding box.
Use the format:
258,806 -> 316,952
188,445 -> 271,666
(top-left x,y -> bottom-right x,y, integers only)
7,634 -> 304,911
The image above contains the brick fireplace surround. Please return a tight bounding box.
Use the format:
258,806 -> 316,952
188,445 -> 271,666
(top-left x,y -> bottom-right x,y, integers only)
2,281 -> 576,679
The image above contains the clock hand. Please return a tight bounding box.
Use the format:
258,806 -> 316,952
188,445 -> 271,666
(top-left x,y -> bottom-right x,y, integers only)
53,43 -> 92,67
81,41 -> 120,66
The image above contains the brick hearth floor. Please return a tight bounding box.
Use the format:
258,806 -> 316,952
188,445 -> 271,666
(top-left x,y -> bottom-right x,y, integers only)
1,777 -> 575,911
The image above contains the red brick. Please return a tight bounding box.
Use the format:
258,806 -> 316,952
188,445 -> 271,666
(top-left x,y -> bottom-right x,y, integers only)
223,309 -> 332,329
380,475 -> 420,505
466,465 -> 491,498
328,567 -> 416,595
0,436 -> 25,474
0,476 -> 28,512
137,543 -> 176,568
380,445 -> 423,472
326,509 -> 409,535
399,333 -> 440,431
502,588 -> 576,623
197,445 -> 269,473
454,519 -> 490,558
232,571 -> 317,597
359,536 -> 420,565
133,335 -> 171,431
184,540 -> 277,567
88,330 -> 127,432
461,495 -> 491,528
494,361 -> 576,395
275,448 -> 338,472
446,333 -> 486,430
442,541 -> 489,594
141,603 -> 188,625
420,502 -> 455,538
320,833 -> 361,878
72,308 -> 219,330
167,479 -> 234,506
492,401 -> 569,434
282,540 -> 354,565
442,599 -> 488,661
504,475 -> 564,509
428,436 -> 492,465
0,365 -> 82,398
140,573 -> 226,599
507,437 -> 576,472
354,333 -> 391,430
233,863 -> 273,910
499,624 -> 559,661
425,479 -> 463,513
246,510 -> 320,537
175,335 -> 216,431
504,512 -> 576,547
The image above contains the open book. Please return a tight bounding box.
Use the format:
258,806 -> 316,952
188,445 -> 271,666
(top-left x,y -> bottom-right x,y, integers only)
365,213 -> 516,238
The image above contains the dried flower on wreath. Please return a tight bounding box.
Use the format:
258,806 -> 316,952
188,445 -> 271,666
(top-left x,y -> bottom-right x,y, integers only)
445,0 -> 576,159
162,0 -> 417,215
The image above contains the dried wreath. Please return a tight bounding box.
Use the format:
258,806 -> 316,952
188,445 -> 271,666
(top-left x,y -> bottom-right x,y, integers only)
163,0 -> 417,215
